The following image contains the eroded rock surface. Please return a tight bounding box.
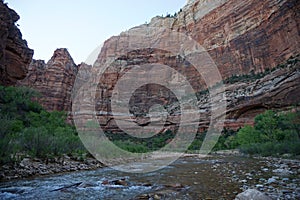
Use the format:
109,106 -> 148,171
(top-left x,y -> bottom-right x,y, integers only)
77,0 -> 300,133
0,1 -> 33,85
18,48 -> 78,112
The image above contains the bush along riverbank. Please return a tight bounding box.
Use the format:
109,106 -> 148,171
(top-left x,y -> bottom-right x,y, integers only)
188,108 -> 300,157
237,109 -> 300,157
0,86 -> 103,180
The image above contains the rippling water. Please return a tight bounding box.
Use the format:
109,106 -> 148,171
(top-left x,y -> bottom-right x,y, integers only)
0,156 -> 297,199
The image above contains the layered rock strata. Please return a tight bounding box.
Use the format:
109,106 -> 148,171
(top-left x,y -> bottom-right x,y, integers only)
18,48 -> 78,112
79,0 -> 299,133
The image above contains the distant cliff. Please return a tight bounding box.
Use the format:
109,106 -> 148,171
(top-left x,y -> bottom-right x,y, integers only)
0,1 -> 33,85
18,48 -> 78,112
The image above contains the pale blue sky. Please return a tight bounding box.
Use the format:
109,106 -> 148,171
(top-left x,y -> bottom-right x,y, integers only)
6,0 -> 186,64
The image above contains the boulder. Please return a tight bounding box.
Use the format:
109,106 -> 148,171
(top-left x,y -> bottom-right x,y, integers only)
235,189 -> 272,200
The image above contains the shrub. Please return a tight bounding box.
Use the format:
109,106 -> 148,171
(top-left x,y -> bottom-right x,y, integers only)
21,126 -> 52,158
236,125 -> 261,145
236,109 -> 300,156
0,86 -> 42,119
211,109 -> 300,157
0,85 -> 87,163
240,141 -> 300,156
213,129 -> 239,151
186,132 -> 206,152
0,114 -> 25,163
113,140 -> 149,153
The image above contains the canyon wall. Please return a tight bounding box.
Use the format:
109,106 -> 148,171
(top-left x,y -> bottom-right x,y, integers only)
18,48 -> 78,112
0,1 -> 33,85
80,0 -> 300,133
15,0 -> 299,133
153,0 -> 299,77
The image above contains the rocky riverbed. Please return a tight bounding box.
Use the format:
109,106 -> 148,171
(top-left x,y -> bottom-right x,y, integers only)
132,155 -> 300,200
0,155 -> 299,199
0,155 -> 103,181
229,156 -> 300,200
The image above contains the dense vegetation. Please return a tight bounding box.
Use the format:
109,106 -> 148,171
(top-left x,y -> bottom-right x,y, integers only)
236,110 -> 300,156
0,86 -> 86,164
105,129 -> 174,153
196,109 -> 300,157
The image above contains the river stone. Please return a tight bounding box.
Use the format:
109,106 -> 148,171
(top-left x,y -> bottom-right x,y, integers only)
267,178 -> 276,184
235,189 -> 272,200
112,179 -> 128,186
272,168 -> 293,175
262,168 -> 269,172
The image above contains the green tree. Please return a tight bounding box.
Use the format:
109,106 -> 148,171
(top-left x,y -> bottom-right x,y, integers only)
254,110 -> 278,141
0,85 -> 87,163
236,125 -> 261,145
236,109 -> 300,156
0,86 -> 42,120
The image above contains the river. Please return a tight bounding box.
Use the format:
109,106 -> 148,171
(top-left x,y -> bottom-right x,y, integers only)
0,155 -> 299,199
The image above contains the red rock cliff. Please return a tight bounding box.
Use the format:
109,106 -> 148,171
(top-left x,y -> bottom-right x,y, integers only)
79,0 -> 299,133
100,0 -> 299,78
0,1 -> 33,85
18,48 -> 78,112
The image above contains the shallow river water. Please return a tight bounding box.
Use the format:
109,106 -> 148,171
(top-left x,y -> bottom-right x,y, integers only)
0,155 -> 299,199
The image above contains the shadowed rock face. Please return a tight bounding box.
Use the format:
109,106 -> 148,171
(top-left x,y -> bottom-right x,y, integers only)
0,1 -> 33,85
18,48 -> 78,112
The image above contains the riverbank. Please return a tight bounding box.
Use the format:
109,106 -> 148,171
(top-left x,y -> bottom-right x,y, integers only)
0,155 -> 103,181
0,152 -> 199,181
0,154 -> 299,199
1,152 -> 299,181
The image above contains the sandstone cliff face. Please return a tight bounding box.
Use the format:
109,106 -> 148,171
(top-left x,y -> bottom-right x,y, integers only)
0,1 -> 33,85
18,48 -> 78,112
152,0 -> 300,77
78,0 -> 299,133
208,56 -> 299,130
79,54 -> 299,133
